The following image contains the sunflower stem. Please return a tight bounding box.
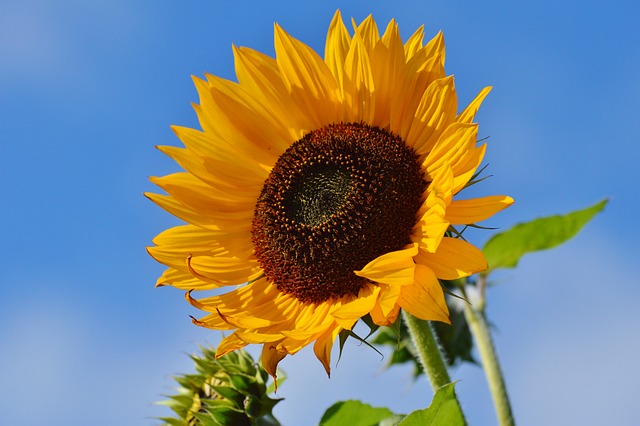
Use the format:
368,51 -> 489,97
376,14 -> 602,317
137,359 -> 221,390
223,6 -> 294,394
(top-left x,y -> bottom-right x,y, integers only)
463,277 -> 515,426
402,311 -> 465,417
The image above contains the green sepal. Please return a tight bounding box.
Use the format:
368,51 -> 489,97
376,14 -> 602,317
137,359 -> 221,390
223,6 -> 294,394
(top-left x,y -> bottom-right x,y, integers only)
157,347 -> 282,425
191,406 -> 249,426
209,385 -> 246,405
228,372 -> 263,396
360,313 -> 381,337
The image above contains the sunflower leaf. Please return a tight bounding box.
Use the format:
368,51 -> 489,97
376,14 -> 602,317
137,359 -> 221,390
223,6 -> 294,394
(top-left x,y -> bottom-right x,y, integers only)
483,199 -> 608,272
398,382 -> 465,426
319,400 -> 398,426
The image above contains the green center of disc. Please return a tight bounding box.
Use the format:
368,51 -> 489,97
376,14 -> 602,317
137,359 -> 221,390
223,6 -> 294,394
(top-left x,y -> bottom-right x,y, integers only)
285,165 -> 354,227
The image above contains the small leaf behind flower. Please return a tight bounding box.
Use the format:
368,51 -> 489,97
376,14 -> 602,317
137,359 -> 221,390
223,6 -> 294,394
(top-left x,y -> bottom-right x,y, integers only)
319,400 -> 397,426
483,199 -> 608,271
398,383 -> 465,426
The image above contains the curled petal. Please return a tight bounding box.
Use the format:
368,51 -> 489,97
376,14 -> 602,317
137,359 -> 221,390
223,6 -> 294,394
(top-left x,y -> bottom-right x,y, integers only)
416,237 -> 488,280
261,341 -> 288,382
313,324 -> 343,378
446,195 -> 515,225
398,265 -> 450,324
355,244 -> 418,286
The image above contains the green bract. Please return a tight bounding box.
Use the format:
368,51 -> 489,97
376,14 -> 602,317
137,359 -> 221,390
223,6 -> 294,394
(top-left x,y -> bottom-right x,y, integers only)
159,347 -> 282,426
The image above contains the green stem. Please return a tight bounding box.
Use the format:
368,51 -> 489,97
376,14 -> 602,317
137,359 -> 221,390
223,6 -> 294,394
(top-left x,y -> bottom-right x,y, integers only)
402,311 -> 451,389
463,282 -> 515,426
403,311 -> 466,421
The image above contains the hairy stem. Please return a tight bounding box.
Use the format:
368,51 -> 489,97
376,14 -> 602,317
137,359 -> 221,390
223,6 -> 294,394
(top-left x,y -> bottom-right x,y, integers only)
402,310 -> 466,422
463,281 -> 515,426
403,311 -> 451,389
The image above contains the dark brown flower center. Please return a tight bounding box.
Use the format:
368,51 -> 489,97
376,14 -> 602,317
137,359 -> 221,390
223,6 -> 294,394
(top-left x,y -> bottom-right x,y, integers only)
251,123 -> 426,303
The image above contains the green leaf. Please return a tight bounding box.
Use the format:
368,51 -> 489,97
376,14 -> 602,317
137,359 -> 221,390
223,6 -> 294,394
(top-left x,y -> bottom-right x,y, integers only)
398,383 -> 465,426
483,199 -> 607,271
319,400 -> 396,426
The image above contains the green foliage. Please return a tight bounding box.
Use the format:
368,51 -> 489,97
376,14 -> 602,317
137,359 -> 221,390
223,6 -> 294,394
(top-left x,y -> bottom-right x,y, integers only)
318,384 -> 464,426
483,199 -> 608,271
398,383 -> 465,426
319,400 -> 401,426
158,347 -> 282,426
371,319 -> 423,378
372,200 -> 606,382
372,293 -> 474,377
432,302 -> 475,366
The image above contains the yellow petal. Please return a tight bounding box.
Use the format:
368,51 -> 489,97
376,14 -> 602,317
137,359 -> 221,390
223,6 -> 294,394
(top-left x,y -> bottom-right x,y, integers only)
187,278 -> 272,310
390,48 -> 446,139
170,126 -> 269,185
235,331 -> 285,344
370,299 -> 400,326
422,31 -> 446,65
351,14 -> 380,53
313,324 -> 342,377
279,303 -> 335,339
274,24 -> 339,127
451,144 -> 486,194
261,341 -> 288,381
157,142 -> 264,192
187,253 -> 261,287
404,25 -> 425,58
151,223 -> 249,252
324,10 -> 350,95
398,265 -> 450,323
354,244 -> 418,286
150,172 -> 256,216
458,86 -> 492,124
190,312 -> 235,330
423,122 -> 478,174
412,166 -> 454,253
233,46 -> 309,140
446,195 -> 515,225
376,282 -> 402,317
407,76 -> 458,156
206,75 -> 291,159
215,333 -> 248,357
330,284 -> 380,329
190,77 -> 280,169
149,225 -> 254,283
144,192 -> 217,228
342,33 -> 375,122
369,19 -> 404,127
155,267 -> 208,290
416,237 -> 488,280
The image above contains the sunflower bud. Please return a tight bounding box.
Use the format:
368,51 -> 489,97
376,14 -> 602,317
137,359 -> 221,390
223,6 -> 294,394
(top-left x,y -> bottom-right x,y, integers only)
159,347 -> 283,426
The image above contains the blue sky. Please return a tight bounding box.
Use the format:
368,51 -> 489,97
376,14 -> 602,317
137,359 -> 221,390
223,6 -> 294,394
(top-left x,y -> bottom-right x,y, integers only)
1,1 -> 639,425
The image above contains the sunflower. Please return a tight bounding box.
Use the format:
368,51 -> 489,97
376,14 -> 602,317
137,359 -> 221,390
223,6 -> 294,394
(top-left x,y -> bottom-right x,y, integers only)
147,10 -> 513,379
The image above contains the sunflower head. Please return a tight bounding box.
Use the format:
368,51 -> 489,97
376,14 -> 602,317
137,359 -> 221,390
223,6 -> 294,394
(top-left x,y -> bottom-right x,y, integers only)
252,122 -> 426,304
147,10 -> 513,379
